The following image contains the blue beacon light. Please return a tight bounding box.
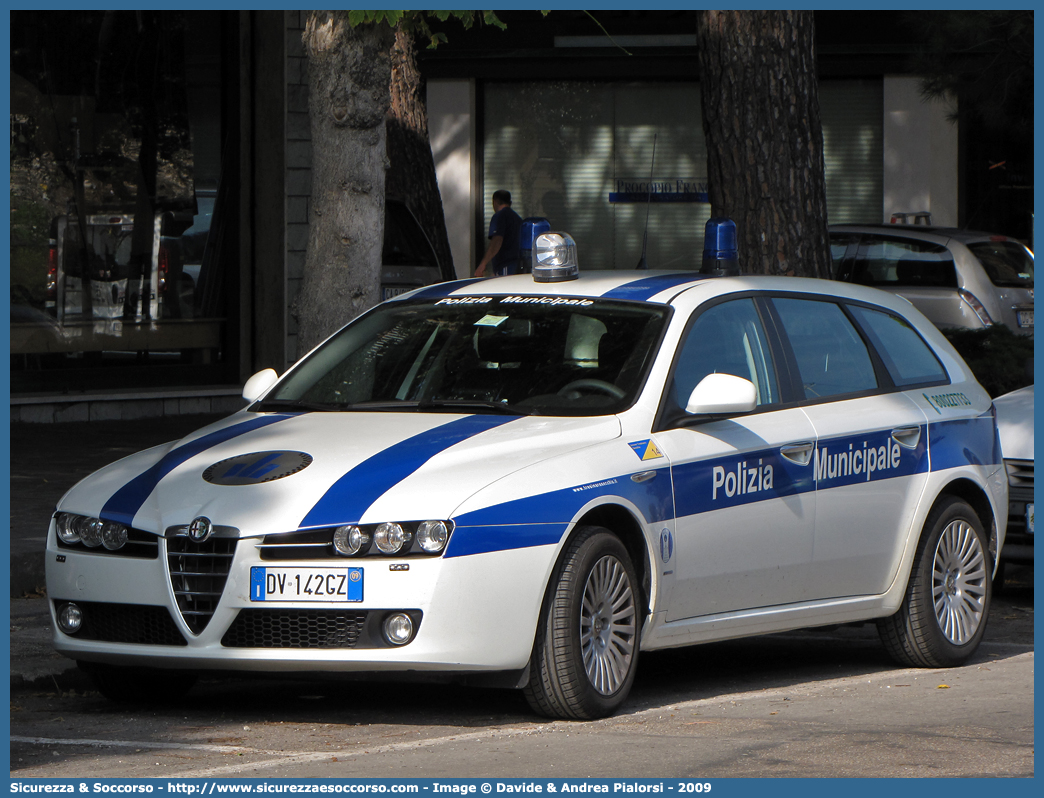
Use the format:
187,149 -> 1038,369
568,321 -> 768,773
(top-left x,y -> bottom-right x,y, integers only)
700,217 -> 740,276
519,217 -> 551,275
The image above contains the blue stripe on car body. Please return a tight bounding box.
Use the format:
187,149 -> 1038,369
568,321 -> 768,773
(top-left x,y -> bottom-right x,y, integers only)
100,414 -> 296,526
447,466 -> 674,558
600,274 -> 709,302
928,413 -> 1002,471
446,416 -> 997,559
299,414 -> 520,530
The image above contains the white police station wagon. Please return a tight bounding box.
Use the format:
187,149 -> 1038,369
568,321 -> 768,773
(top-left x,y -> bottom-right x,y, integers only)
47,231 -> 1007,719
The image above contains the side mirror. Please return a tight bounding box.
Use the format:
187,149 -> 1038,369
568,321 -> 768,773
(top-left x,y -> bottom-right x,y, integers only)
243,368 -> 278,402
685,373 -> 757,416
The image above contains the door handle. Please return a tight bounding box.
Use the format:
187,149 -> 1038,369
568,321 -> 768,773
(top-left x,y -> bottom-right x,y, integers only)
891,426 -> 921,449
780,442 -> 815,466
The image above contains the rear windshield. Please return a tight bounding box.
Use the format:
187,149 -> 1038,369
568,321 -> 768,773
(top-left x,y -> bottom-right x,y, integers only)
967,241 -> 1034,288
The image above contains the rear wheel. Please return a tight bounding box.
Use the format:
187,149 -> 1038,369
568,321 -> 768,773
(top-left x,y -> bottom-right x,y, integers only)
877,497 -> 991,667
524,527 -> 641,719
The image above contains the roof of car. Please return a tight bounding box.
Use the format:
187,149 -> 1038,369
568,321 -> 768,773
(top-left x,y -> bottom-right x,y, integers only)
828,223 -> 1011,244
393,270 -> 924,310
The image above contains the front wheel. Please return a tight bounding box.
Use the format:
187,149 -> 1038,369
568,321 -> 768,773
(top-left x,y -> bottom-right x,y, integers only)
877,496 -> 992,667
524,527 -> 641,720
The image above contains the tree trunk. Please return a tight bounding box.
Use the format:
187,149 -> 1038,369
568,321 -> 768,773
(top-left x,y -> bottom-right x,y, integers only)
386,25 -> 455,276
295,12 -> 394,354
697,11 -> 831,278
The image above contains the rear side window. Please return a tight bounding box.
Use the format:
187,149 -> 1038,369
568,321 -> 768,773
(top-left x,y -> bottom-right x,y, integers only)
772,298 -> 878,400
843,237 -> 958,288
847,305 -> 948,387
967,241 -> 1034,288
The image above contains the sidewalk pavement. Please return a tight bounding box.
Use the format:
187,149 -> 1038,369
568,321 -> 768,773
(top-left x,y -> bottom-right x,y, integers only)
9,413 -> 227,689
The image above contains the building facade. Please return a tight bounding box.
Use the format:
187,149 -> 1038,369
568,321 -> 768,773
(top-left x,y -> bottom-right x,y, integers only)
9,10 -> 1023,421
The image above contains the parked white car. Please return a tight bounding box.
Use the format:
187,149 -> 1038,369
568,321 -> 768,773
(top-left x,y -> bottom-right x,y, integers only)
993,384 -> 1033,572
47,236 -> 1007,719
830,224 -> 1033,334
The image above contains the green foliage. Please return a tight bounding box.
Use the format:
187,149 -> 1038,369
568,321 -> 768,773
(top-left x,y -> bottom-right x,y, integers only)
911,10 -> 1033,137
10,197 -> 52,306
943,326 -> 1034,398
344,10 -> 507,49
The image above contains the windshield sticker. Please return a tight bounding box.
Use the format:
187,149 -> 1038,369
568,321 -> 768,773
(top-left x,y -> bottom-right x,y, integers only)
499,296 -> 594,307
629,439 -> 665,461
474,315 -> 508,327
434,296 -> 494,305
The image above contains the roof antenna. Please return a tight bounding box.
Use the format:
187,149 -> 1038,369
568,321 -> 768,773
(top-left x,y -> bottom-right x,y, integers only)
635,133 -> 657,270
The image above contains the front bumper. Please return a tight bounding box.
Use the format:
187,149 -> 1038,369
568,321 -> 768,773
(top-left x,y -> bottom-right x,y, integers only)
1000,460 -> 1034,564
45,524 -> 553,674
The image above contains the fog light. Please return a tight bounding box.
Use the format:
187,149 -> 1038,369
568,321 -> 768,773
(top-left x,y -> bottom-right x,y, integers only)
383,612 -> 414,646
374,523 -> 411,555
80,518 -> 104,548
333,525 -> 369,556
416,520 -> 449,554
57,603 -> 83,634
56,514 -> 81,545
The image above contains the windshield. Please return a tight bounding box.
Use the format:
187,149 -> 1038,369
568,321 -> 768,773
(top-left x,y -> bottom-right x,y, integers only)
258,296 -> 669,416
967,241 -> 1034,288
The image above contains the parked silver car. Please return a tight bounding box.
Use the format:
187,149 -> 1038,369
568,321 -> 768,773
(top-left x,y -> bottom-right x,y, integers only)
830,225 -> 1034,334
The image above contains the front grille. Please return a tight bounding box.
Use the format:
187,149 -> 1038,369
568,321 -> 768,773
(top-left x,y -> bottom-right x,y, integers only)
56,600 -> 186,646
222,609 -> 369,648
167,536 -> 237,635
1005,459 -> 1034,490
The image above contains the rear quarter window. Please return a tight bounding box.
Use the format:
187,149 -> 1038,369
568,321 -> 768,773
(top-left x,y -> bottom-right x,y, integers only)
847,305 -> 949,388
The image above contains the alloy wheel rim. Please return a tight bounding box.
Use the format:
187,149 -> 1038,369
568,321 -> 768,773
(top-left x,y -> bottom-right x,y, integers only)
580,555 -> 637,695
932,519 -> 987,646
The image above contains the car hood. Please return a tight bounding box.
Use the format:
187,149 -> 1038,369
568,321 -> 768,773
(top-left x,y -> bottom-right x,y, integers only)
59,411 -> 622,537
993,385 -> 1034,462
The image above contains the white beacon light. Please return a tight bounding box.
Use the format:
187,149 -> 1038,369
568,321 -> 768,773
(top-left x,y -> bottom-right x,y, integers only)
532,232 -> 579,283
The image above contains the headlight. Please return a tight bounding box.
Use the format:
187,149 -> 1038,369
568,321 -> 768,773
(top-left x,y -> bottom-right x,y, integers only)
374,522 -> 412,555
332,525 -> 370,556
80,518 -> 105,548
416,520 -> 449,554
101,522 -> 129,551
56,513 -> 81,545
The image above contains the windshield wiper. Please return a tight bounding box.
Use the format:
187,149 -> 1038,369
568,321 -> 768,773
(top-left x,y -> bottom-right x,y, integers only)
254,399 -> 348,412
418,399 -> 529,415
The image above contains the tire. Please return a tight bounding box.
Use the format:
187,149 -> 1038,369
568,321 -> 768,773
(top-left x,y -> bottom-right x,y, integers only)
524,526 -> 641,720
78,661 -> 197,705
877,497 -> 992,667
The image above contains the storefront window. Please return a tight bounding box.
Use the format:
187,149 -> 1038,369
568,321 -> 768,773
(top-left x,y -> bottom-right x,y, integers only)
10,10 -> 232,393
483,79 -> 883,270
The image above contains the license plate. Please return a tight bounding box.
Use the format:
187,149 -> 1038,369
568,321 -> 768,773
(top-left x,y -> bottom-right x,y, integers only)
250,566 -> 363,602
1017,309 -> 1033,328
382,285 -> 414,301
1027,503 -> 1034,535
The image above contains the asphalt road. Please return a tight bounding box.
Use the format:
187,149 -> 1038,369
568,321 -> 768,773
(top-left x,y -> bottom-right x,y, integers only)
10,568 -> 1033,779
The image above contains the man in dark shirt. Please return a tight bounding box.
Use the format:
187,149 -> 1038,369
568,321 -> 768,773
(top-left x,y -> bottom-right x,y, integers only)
476,189 -> 523,277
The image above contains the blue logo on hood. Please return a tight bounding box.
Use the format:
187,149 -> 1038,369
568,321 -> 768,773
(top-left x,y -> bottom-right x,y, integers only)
203,451 -> 313,486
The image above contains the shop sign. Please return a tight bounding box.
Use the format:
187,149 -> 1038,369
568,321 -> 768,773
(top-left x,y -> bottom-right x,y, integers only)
609,178 -> 709,203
